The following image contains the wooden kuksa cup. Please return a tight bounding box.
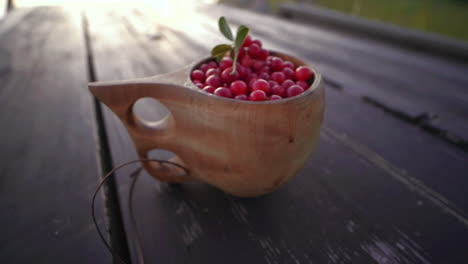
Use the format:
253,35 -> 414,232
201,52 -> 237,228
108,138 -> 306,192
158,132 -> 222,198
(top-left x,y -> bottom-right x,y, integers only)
89,52 -> 325,197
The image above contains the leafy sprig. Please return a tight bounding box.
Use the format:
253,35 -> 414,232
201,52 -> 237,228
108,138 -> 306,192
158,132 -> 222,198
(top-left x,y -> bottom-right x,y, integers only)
211,17 -> 249,74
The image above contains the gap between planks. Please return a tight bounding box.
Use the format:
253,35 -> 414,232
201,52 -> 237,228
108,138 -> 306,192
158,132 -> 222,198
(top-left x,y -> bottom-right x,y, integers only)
81,11 -> 132,263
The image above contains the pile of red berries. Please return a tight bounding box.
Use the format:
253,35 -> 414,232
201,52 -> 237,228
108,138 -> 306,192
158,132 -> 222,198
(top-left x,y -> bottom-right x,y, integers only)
190,36 -> 314,101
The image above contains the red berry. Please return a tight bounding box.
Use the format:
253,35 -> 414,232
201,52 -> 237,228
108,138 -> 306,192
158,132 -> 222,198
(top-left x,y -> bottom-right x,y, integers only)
286,85 -> 304,97
248,78 -> 258,90
253,60 -> 266,71
295,66 -> 313,81
270,57 -> 283,71
208,61 -> 218,69
252,39 -> 262,47
282,79 -> 295,89
246,72 -> 257,82
271,71 -> 286,84
252,79 -> 270,94
236,64 -> 247,78
259,72 -> 269,81
270,95 -> 282,100
242,35 -> 253,47
282,67 -> 294,79
214,87 -> 233,98
195,83 -> 203,88
248,44 -> 261,58
266,56 -> 274,64
241,55 -> 254,67
200,63 -> 209,73
203,85 -> 216,93
258,49 -> 269,61
245,66 -> 253,74
230,80 -> 248,95
205,68 -> 219,77
220,58 -> 233,70
191,70 -> 205,82
237,47 -> 246,61
271,85 -> 285,96
258,66 -> 271,74
235,94 -> 248,100
249,90 -> 266,101
296,81 -> 308,90
268,80 -> 278,87
283,61 -> 294,69
205,75 -> 221,87
221,67 -> 240,84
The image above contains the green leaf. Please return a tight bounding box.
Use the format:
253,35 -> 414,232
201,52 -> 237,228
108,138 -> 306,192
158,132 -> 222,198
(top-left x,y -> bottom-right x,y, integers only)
231,25 -> 249,74
218,17 -> 233,41
211,44 -> 232,59
234,25 -> 249,51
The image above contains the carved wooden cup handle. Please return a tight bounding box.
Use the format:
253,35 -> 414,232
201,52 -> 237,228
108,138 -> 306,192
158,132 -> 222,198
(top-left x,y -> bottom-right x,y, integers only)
89,69 -> 196,183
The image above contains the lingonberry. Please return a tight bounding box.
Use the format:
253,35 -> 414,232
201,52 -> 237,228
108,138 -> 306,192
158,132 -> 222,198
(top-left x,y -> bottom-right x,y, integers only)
268,80 -> 278,87
237,47 -> 246,61
219,58 -> 233,70
286,85 -> 304,97
242,35 -> 253,48
236,64 -> 247,78
282,79 -> 295,89
252,39 -> 262,47
296,81 -> 308,90
248,44 -> 261,58
208,61 -> 218,69
258,49 -> 269,61
249,90 -> 266,101
200,63 -> 209,73
205,75 -> 221,87
205,68 -> 219,77
252,79 -> 270,94
295,66 -> 313,81
258,72 -> 269,81
270,95 -> 283,100
271,71 -> 285,84
230,80 -> 248,95
235,94 -> 248,100
270,57 -> 283,71
221,67 -> 240,84
191,70 -> 205,82
248,77 -> 258,90
241,55 -> 254,67
203,85 -> 216,93
282,67 -> 294,79
271,85 -> 285,96
253,60 -> 266,71
283,61 -> 294,69
214,87 -> 233,98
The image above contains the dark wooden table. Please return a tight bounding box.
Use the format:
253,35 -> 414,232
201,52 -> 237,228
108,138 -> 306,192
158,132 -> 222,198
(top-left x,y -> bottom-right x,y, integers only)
1,3 -> 468,264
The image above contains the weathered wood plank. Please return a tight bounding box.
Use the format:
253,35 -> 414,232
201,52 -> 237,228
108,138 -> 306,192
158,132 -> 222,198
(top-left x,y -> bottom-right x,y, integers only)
0,7 -> 110,263
87,7 -> 468,263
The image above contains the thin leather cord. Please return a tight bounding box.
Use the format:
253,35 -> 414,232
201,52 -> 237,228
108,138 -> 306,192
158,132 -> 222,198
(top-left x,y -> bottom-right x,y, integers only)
91,159 -> 189,264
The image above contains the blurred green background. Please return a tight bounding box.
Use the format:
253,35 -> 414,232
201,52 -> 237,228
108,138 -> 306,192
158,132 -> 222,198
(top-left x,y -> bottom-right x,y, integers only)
221,0 -> 468,42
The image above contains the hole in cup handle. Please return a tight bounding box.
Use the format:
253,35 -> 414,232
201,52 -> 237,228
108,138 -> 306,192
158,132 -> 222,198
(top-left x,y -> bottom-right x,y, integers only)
136,148 -> 194,183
